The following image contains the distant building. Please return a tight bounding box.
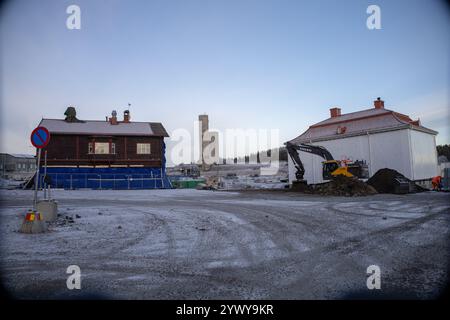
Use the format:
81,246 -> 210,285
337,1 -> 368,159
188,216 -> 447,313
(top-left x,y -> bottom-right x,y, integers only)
35,107 -> 171,189
0,153 -> 36,180
287,98 -> 439,184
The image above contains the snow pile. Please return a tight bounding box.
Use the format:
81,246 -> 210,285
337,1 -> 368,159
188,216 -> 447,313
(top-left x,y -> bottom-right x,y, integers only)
0,178 -> 22,189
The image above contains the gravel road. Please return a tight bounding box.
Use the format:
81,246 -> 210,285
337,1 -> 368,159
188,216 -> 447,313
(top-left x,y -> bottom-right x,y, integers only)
0,189 -> 449,299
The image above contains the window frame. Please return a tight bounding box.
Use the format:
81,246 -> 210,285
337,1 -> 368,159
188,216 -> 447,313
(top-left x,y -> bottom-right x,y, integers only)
88,141 -> 116,155
136,143 -> 151,155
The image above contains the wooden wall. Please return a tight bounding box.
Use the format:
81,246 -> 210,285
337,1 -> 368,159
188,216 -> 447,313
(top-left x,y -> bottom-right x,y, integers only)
42,134 -> 164,167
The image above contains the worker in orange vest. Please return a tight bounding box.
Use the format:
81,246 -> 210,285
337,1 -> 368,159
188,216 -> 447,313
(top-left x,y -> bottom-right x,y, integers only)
431,176 -> 442,191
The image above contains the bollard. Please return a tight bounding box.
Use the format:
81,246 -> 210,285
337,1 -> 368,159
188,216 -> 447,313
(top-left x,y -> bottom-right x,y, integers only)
36,199 -> 58,222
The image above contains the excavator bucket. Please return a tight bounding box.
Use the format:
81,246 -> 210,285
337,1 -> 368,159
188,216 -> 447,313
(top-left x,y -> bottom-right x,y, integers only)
291,180 -> 309,192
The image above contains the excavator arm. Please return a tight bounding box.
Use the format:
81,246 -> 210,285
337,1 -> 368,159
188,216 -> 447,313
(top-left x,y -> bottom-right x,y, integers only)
286,142 -> 306,181
286,142 -> 334,181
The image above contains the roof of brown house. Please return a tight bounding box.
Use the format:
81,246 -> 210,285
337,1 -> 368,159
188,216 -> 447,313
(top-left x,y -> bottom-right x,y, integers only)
39,119 -> 169,137
288,107 -> 437,144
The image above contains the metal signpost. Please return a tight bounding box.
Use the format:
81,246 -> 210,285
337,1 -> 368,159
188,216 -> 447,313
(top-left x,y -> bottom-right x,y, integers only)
30,126 -> 50,209
43,150 -> 48,199
19,126 -> 51,234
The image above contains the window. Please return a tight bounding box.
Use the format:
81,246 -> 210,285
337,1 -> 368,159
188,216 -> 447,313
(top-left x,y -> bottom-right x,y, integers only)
95,142 -> 109,154
89,141 -> 115,154
137,143 -> 151,154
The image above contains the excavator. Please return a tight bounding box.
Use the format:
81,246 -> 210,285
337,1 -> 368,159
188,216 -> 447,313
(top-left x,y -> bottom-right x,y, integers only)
286,142 -> 369,185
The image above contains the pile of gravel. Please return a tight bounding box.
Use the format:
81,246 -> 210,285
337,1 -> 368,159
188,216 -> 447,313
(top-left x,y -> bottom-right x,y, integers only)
306,175 -> 377,196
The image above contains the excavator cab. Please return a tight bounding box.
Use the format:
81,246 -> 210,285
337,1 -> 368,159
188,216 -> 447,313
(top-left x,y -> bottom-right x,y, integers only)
322,160 -> 340,180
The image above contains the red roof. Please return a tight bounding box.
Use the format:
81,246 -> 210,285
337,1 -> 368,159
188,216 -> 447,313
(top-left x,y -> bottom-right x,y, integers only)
288,107 -> 437,144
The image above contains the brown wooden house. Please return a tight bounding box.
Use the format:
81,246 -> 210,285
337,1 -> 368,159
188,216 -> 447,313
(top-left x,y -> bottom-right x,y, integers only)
40,109 -> 169,168
36,108 -> 171,189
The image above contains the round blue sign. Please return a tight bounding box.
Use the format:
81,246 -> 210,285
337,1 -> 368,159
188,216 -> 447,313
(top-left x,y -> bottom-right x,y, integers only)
30,126 -> 50,149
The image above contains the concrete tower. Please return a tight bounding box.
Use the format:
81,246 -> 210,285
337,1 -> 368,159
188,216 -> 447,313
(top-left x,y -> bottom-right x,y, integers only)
199,114 -> 209,168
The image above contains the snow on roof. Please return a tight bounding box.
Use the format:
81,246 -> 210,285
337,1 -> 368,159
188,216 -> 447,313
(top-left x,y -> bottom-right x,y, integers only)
288,107 -> 437,144
39,119 -> 169,137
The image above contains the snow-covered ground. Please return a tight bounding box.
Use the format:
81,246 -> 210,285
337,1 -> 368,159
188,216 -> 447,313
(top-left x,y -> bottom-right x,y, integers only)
0,189 -> 449,299
0,178 -> 23,189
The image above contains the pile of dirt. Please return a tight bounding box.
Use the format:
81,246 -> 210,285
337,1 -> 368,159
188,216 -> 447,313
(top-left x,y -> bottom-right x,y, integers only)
367,168 -> 414,194
305,175 -> 377,196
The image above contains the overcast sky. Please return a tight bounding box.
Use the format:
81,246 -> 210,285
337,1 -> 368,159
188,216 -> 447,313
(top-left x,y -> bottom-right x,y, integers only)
1,0 -> 449,157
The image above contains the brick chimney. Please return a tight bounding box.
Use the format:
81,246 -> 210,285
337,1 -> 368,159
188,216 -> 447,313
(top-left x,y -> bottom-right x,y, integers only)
374,97 -> 384,109
123,110 -> 130,123
330,107 -> 341,118
109,110 -> 118,125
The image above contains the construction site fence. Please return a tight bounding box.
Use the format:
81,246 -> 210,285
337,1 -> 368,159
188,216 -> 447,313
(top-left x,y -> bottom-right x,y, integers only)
35,168 -> 173,190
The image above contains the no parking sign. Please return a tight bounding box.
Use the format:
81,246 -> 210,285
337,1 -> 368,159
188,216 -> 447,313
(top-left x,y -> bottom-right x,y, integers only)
30,126 -> 50,149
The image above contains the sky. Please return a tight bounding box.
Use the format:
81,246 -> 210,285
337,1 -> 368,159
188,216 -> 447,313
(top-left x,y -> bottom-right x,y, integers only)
1,0 -> 449,160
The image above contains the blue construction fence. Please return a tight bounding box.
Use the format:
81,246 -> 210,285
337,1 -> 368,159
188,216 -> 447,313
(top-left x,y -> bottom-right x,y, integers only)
38,167 -> 173,190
